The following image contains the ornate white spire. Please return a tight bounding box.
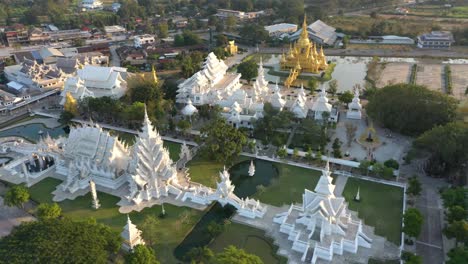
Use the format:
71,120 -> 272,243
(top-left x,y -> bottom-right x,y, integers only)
314,160 -> 335,196
127,106 -> 179,203
217,167 -> 235,198
121,215 -> 145,251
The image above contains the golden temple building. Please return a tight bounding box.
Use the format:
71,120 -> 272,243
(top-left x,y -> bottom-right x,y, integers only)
281,15 -> 328,74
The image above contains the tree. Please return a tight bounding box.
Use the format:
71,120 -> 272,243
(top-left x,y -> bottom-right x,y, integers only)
406,176 -> 422,197
328,79 -> 338,96
447,206 -> 467,223
305,148 -> 313,161
338,91 -> 353,105
225,15 -> 237,32
403,208 -> 424,241
157,23 -> 168,38
253,103 -> 294,145
367,84 -> 457,136
59,111 -> 75,125
447,247 -> 468,264
0,218 -> 121,263
358,160 -> 371,175
186,246 -> 214,263
126,244 -> 160,264
384,159 -> 399,170
332,138 -> 342,158
445,220 -> 468,245
293,148 -> 300,160
345,122 -> 357,147
215,245 -> 263,264
4,185 -> 30,209
308,79 -> 318,91
239,24 -> 269,44
381,166 -> 394,179
402,251 -> 422,264
414,122 -> 468,179
441,187 -> 468,209
372,162 -> 385,176
36,203 -> 61,221
237,60 -> 258,82
277,147 -> 287,159
199,118 -> 247,164
139,215 -> 160,246
177,120 -> 191,135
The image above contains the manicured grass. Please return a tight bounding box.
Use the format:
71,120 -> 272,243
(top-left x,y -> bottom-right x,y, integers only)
209,223 -> 287,264
28,177 -> 204,263
186,155 -> 249,189
342,178 -> 403,245
253,163 -> 321,206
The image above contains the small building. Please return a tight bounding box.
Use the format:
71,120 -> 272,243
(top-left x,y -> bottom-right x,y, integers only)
350,35 -> 415,45
289,19 -> 338,46
216,9 -> 264,20
417,31 -> 454,49
134,34 -> 155,48
264,23 -> 298,38
104,25 -> 127,37
81,0 -> 103,10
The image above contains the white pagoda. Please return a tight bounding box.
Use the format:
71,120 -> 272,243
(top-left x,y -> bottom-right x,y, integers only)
176,52 -> 242,105
126,108 -> 183,204
311,88 -> 332,120
121,215 -> 145,251
252,58 -> 270,100
273,161 -> 372,263
181,98 -> 198,117
346,88 -> 362,120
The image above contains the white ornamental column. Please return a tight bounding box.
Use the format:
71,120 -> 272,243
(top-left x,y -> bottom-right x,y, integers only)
89,180 -> 101,209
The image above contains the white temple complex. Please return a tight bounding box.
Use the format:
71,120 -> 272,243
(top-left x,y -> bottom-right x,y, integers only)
121,215 -> 145,251
273,161 -> 372,263
176,52 -> 339,127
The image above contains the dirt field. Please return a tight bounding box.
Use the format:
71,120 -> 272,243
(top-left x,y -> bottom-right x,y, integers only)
416,64 -> 444,93
450,64 -> 468,100
376,63 -> 412,88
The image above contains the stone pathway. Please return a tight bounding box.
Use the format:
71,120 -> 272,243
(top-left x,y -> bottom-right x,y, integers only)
333,175 -> 348,197
0,197 -> 35,238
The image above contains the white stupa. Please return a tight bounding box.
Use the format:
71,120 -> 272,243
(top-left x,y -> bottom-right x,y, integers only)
346,88 -> 362,120
121,215 -> 145,251
248,160 -> 255,177
181,98 -> 198,116
311,88 -> 332,120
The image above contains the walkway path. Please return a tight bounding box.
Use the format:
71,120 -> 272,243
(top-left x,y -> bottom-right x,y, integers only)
0,197 -> 35,238
333,175 -> 348,197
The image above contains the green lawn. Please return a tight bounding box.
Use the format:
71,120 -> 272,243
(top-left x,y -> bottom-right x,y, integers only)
253,163 -> 321,206
209,223 -> 287,264
342,178 -> 404,245
28,177 -> 204,263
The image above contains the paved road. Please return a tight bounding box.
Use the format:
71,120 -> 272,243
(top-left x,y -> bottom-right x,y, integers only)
109,45 -> 121,67
400,159 -> 447,264
0,196 -> 35,238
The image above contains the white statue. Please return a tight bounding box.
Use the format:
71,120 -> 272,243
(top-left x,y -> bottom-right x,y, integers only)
355,186 -> 360,201
248,160 -> 255,177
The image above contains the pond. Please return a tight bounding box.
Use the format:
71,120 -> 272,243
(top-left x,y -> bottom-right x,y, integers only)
174,159 -> 279,261
0,123 -> 67,143
249,54 -> 468,93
